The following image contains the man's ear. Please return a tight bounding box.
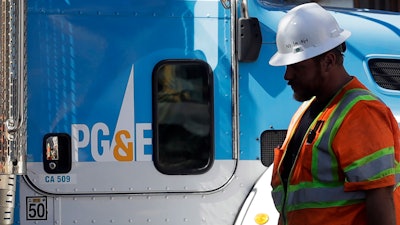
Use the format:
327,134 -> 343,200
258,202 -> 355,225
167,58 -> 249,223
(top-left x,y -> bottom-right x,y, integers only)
321,51 -> 336,72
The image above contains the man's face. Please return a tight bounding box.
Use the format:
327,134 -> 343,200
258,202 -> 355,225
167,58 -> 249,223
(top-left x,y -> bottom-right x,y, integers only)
284,58 -> 323,102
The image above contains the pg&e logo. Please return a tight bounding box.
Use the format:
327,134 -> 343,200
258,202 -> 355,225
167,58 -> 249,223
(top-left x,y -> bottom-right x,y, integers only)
71,122 -> 152,162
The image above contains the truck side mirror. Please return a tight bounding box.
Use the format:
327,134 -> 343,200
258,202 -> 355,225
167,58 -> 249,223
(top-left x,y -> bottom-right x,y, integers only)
238,17 -> 262,62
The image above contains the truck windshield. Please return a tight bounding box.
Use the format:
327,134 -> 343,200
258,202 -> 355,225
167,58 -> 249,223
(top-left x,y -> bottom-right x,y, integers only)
265,0 -> 353,7
264,0 -> 399,11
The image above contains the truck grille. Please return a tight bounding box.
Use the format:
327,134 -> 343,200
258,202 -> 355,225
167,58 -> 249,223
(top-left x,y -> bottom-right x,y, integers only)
260,130 -> 286,167
368,58 -> 400,91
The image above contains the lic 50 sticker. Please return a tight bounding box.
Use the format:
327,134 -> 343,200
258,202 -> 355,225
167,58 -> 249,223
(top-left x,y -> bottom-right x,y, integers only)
26,197 -> 47,220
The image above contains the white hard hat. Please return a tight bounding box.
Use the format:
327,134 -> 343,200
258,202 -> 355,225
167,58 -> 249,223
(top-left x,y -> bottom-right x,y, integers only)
269,3 -> 351,66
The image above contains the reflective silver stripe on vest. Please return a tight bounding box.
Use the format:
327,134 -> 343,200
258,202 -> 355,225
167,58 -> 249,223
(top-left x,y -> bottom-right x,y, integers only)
315,89 -> 377,182
346,152 -> 394,182
286,184 -> 366,211
272,190 -> 284,212
396,162 -> 400,188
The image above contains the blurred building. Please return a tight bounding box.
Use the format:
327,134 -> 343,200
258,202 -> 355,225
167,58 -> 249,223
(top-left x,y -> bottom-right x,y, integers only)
295,0 -> 399,12
354,0 -> 400,12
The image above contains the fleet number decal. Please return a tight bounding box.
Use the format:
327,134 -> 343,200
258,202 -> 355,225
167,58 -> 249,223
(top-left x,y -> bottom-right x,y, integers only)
40,174 -> 76,184
26,197 -> 47,220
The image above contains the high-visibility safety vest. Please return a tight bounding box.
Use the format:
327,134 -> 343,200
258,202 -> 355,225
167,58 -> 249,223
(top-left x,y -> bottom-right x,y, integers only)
271,78 -> 400,225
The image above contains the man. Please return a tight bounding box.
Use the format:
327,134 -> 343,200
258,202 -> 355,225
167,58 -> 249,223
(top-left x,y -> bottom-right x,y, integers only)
268,3 -> 400,225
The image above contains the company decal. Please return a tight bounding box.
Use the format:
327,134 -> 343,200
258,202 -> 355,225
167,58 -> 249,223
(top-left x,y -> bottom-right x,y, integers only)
71,66 -> 152,162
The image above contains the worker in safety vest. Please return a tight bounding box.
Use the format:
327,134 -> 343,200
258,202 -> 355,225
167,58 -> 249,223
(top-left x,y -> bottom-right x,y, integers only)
268,3 -> 400,225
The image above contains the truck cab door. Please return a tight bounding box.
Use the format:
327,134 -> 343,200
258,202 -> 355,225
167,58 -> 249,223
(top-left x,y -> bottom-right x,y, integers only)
25,0 -> 237,195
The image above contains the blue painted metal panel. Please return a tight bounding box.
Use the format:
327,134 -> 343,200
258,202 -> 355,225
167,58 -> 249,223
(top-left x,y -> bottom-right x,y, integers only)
27,0 -> 233,163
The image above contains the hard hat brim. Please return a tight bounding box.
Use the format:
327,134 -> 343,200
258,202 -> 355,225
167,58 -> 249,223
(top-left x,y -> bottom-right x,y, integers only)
269,29 -> 351,67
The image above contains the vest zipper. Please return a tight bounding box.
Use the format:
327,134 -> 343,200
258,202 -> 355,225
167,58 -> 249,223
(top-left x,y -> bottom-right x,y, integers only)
281,119 -> 318,225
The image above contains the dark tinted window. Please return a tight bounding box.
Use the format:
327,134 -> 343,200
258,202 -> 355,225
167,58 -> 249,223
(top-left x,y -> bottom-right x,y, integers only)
152,60 -> 214,175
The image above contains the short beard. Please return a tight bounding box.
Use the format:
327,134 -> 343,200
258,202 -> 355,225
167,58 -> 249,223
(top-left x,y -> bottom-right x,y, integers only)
293,93 -> 314,102
292,59 -> 323,102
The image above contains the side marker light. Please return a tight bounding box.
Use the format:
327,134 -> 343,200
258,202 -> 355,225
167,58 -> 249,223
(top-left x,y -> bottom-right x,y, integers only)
254,213 -> 269,224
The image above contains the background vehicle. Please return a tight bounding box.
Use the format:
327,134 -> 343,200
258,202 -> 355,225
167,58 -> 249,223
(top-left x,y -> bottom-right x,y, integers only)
1,0 -> 399,224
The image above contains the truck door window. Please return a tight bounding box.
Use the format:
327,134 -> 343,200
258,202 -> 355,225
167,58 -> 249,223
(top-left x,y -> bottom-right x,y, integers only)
152,60 -> 214,175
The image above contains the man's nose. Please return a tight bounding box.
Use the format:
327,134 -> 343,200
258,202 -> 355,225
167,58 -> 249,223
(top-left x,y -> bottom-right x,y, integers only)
284,67 -> 293,81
